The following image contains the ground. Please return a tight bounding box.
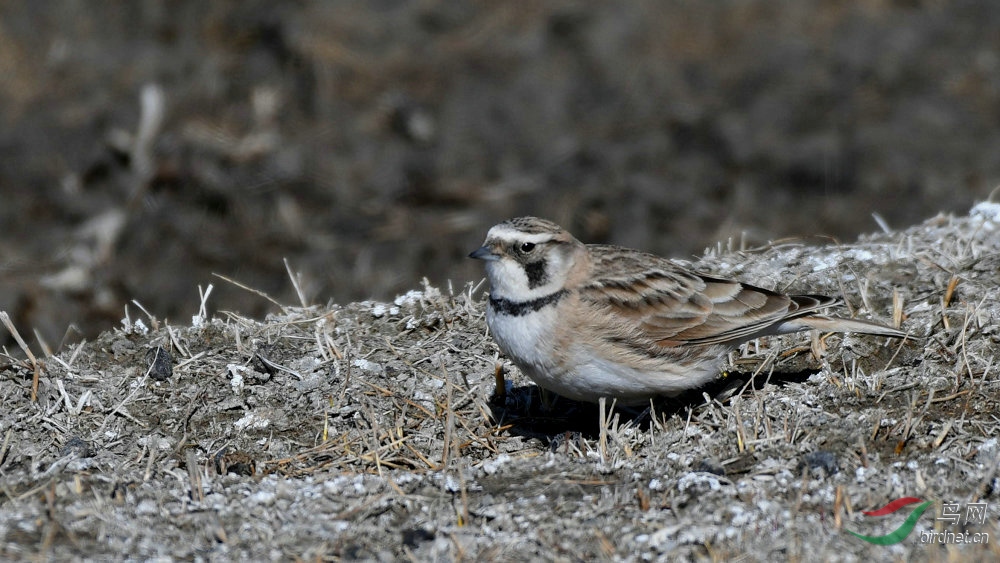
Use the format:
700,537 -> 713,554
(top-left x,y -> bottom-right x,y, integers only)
2,203 -> 999,560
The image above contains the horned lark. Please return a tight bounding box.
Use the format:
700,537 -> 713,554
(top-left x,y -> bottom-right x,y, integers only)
470,216 -> 909,405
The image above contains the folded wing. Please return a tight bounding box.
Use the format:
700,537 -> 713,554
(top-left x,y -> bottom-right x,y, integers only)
580,246 -> 838,347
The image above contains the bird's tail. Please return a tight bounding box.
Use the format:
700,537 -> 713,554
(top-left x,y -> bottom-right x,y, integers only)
781,315 -> 914,339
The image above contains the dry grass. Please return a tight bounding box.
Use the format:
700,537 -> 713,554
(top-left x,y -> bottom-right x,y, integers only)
2,204 -> 1000,560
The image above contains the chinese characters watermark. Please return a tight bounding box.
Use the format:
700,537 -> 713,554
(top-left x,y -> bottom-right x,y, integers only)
920,501 -> 991,545
848,497 -> 992,546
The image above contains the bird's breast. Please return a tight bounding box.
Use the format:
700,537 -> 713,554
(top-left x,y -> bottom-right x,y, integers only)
486,300 -> 562,370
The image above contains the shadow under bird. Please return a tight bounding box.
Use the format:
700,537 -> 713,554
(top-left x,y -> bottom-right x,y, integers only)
469,216 -> 910,406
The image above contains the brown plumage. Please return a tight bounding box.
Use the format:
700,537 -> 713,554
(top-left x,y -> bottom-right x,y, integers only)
471,217 -> 911,404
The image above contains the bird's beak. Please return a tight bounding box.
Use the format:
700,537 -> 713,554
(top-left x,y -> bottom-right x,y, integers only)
469,245 -> 499,261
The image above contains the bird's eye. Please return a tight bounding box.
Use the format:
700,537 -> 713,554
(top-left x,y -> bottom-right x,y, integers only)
520,242 -> 536,253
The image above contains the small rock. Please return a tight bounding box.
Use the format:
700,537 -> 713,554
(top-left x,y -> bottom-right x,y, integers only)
145,346 -> 173,381
800,450 -> 839,476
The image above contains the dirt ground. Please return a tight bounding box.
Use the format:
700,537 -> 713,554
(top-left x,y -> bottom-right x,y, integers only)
3,1 -> 1000,350
3,2 -> 1000,560
1,203 -> 998,560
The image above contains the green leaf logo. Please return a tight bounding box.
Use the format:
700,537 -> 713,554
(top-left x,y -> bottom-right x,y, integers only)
847,497 -> 933,545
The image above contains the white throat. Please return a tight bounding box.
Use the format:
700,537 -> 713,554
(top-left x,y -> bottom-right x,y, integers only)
484,258 -> 564,301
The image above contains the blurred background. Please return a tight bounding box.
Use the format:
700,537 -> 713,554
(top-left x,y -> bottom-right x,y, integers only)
2,1 -> 998,350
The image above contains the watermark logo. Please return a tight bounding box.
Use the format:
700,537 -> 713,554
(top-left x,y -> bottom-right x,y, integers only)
847,497 -> 933,545
921,501 -> 990,545
848,497 -> 991,545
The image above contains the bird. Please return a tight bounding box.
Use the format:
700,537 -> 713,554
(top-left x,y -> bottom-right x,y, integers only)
469,216 -> 910,406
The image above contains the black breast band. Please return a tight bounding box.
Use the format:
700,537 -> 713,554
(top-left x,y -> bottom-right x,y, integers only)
489,289 -> 568,317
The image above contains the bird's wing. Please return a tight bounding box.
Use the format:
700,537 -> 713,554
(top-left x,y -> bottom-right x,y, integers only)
580,246 -> 834,347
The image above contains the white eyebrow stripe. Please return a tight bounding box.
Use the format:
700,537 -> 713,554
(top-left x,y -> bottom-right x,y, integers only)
487,227 -> 554,245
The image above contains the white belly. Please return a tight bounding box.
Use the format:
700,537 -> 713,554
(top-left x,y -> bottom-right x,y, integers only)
564,352 -> 722,405
487,304 -> 724,405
